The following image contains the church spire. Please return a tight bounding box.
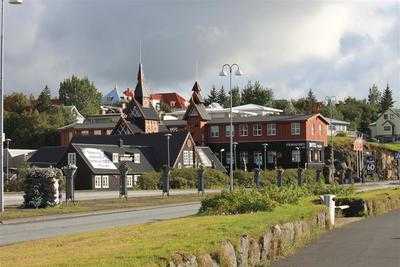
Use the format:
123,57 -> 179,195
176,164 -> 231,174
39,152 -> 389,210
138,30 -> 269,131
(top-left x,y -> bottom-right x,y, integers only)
134,62 -> 149,106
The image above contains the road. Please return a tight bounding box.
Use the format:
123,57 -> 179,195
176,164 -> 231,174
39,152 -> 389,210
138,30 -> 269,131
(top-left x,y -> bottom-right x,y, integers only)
4,189 -> 220,206
273,210 -> 400,267
0,203 -> 200,246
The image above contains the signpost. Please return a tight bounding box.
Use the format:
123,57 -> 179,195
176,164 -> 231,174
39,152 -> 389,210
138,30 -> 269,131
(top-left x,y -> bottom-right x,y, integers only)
353,137 -> 364,179
395,152 -> 400,180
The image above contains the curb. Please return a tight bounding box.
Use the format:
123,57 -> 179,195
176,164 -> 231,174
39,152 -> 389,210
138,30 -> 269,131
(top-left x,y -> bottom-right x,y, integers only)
0,202 -> 201,225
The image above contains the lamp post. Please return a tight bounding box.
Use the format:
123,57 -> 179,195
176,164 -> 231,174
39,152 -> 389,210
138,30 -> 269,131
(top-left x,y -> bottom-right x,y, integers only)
233,141 -> 238,171
262,143 -> 268,172
219,64 -> 242,191
4,137 -> 10,183
1,0 -> 23,213
325,96 -> 336,182
165,133 -> 172,168
163,133 -> 172,197
219,148 -> 225,163
295,146 -> 300,169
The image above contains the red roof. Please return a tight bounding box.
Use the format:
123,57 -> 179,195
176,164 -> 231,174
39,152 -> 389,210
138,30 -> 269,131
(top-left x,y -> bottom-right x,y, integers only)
150,92 -> 188,108
123,88 -> 134,98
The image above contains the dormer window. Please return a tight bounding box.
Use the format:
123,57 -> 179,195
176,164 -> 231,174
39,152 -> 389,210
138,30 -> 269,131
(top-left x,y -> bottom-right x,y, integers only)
112,153 -> 119,163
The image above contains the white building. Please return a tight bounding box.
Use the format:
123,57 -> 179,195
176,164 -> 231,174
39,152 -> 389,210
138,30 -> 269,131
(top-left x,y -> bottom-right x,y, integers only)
326,118 -> 351,136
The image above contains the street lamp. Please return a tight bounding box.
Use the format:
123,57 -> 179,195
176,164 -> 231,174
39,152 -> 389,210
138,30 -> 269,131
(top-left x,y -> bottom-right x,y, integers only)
262,143 -> 268,172
219,148 -> 225,163
219,64 -> 242,191
233,141 -> 238,171
295,146 -> 300,169
4,138 -> 10,183
325,96 -> 336,174
1,0 -> 24,213
165,133 -> 172,168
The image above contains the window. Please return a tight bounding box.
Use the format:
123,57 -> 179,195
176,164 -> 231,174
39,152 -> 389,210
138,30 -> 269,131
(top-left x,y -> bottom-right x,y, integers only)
267,123 -> 276,136
291,122 -> 301,136
134,153 -> 140,163
155,103 -> 161,111
183,150 -> 194,165
127,175 -> 133,188
170,101 -> 176,107
94,130 -> 102,135
94,175 -> 102,189
254,151 -> 263,166
291,150 -> 301,163
106,129 -> 112,135
68,153 -> 76,165
102,176 -> 109,188
225,125 -> 234,137
210,126 -> 219,138
267,151 -> 276,164
226,152 -> 231,164
112,153 -> 119,163
319,124 -> 322,135
384,114 -> 389,119
133,175 -> 140,186
239,151 -> 248,164
239,124 -> 248,136
311,124 -> 314,135
384,125 -> 392,131
253,123 -> 262,136
390,114 -> 394,120
81,130 -> 89,136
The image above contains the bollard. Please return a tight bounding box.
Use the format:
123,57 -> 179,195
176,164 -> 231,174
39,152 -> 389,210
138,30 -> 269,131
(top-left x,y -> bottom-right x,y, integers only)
254,168 -> 261,188
162,165 -> 170,197
297,168 -> 304,186
316,169 -> 322,183
118,162 -> 129,199
62,164 -> 77,203
276,168 -> 284,187
197,165 -> 205,195
321,194 -> 336,226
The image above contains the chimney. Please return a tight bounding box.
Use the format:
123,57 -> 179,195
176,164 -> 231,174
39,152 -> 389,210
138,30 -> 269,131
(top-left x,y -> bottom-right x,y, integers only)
119,138 -> 124,147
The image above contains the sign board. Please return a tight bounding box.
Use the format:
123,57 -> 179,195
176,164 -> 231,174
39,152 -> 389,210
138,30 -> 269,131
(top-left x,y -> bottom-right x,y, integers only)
353,138 -> 364,152
395,152 -> 400,160
82,148 -> 117,170
120,154 -> 133,162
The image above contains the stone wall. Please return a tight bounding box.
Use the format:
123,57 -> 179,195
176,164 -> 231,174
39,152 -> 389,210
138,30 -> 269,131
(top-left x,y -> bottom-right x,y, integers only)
169,210 -> 330,267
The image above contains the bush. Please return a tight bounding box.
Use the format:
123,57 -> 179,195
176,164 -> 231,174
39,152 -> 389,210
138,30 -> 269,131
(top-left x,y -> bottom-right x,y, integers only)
170,168 -> 197,189
137,171 -> 160,190
336,132 -> 347,137
5,162 -> 29,192
234,170 -> 254,187
23,167 -> 64,209
204,168 -> 228,188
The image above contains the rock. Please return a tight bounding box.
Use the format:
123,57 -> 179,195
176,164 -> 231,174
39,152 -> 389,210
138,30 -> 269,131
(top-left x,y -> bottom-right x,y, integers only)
217,240 -> 237,267
248,238 -> 261,266
197,254 -> 218,267
170,253 -> 198,267
270,224 -> 283,259
280,222 -> 295,246
237,235 -> 249,267
260,230 -> 273,262
293,221 -> 303,242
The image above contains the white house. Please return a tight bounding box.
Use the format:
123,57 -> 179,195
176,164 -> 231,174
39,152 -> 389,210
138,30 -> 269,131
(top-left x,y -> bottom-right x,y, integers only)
370,108 -> 400,142
326,118 -> 351,136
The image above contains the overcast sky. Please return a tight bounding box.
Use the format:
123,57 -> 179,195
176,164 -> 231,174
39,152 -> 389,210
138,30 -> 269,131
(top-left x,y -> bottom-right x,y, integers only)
4,0 -> 400,102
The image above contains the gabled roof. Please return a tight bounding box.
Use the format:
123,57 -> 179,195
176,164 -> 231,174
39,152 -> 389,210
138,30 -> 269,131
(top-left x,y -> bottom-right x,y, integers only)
196,146 -> 226,172
28,146 -> 68,166
150,92 -> 188,108
326,118 -> 351,125
111,117 -> 144,135
183,81 -> 210,121
71,131 -> 191,169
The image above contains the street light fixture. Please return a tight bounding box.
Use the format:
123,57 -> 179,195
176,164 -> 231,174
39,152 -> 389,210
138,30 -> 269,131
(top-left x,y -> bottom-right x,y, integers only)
233,141 -> 238,171
262,143 -> 268,172
1,0 -> 24,213
219,148 -> 225,163
219,63 -> 242,191
295,146 -> 300,169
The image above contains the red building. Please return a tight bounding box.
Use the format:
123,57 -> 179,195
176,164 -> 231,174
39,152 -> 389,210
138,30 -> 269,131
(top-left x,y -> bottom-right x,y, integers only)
150,92 -> 189,111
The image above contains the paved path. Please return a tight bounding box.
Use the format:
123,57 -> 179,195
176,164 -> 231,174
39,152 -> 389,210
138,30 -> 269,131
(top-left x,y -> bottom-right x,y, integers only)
0,203 -> 200,246
273,210 -> 400,267
4,189 -> 220,206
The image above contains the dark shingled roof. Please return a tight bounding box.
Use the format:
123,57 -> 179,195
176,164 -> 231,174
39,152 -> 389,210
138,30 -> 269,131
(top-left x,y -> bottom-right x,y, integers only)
71,131 -> 190,169
141,106 -> 159,120
28,146 -> 68,166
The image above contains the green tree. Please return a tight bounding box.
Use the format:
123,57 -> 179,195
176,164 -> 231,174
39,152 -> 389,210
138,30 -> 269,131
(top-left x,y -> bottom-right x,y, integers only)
36,85 -> 52,112
368,84 -> 381,107
379,83 -> 394,113
283,100 -> 298,115
204,85 -> 219,106
241,81 -> 273,106
59,75 -> 102,115
217,86 -> 228,107
4,93 -> 29,113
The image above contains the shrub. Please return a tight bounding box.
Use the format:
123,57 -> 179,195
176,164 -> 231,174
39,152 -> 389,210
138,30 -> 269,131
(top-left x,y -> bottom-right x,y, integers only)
170,168 -> 197,189
23,167 -> 64,209
137,171 -> 160,190
336,132 -> 347,137
5,162 -> 29,192
204,168 -> 228,188
233,170 -> 254,187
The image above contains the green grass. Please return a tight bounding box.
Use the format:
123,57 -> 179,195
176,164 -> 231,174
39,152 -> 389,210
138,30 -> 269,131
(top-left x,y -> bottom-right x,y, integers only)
355,187 -> 400,200
0,198 -> 324,267
0,194 -> 214,221
332,136 -> 400,152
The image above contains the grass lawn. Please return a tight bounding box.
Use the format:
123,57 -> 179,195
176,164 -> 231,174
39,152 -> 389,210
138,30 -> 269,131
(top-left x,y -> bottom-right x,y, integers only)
332,136 -> 400,152
0,198 -> 325,267
354,187 -> 400,200
0,193 -> 214,222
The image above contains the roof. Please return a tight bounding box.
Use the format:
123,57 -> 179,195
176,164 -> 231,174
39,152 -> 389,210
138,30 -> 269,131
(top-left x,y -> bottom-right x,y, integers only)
71,131 -> 191,169
232,104 -> 283,113
196,146 -> 226,172
28,146 -> 68,166
8,149 -> 36,158
102,88 -> 122,104
326,118 -> 351,125
162,120 -> 187,127
141,106 -> 159,120
150,92 -> 188,108
207,114 -> 328,125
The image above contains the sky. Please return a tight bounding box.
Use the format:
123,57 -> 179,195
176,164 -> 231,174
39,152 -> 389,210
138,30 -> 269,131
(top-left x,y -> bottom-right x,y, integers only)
4,0 -> 400,103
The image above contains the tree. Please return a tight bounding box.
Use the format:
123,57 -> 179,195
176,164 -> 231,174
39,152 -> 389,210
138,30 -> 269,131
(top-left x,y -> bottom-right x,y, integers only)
217,86 -> 228,107
379,83 -> 394,113
204,85 -> 219,106
368,84 -> 381,107
4,92 -> 29,113
59,75 -> 102,115
283,100 -> 298,115
241,81 -> 273,106
36,85 -> 52,112
229,86 -> 242,107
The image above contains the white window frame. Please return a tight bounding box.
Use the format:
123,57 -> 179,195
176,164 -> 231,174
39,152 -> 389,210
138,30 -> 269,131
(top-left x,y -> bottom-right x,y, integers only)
291,150 -> 301,163
134,153 -> 140,164
210,125 -> 220,138
68,153 -> 76,165
239,151 -> 248,164
133,175 -> 140,186
291,122 -> 301,136
267,123 -> 276,136
239,124 -> 248,136
225,125 -> 234,137
226,152 -> 231,164
94,130 -> 102,135
267,151 -> 276,164
183,150 -> 193,165
94,175 -> 102,189
127,175 -> 133,188
112,153 -> 119,163
81,130 -> 89,136
253,151 -> 263,166
383,125 -> 392,131
253,123 -> 262,136
102,175 -> 109,189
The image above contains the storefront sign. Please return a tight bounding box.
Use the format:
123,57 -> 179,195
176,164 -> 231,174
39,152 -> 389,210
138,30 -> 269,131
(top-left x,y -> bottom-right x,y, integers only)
286,143 -> 305,147
120,154 -> 133,162
82,148 -> 117,170
308,142 -> 323,148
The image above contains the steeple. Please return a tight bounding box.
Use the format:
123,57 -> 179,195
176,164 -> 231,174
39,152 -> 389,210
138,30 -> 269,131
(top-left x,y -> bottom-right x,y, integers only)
191,81 -> 204,104
134,62 -> 149,107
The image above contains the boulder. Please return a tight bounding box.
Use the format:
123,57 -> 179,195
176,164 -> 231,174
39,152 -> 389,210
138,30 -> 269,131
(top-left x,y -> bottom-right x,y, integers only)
248,238 -> 261,266
260,230 -> 273,262
217,240 -> 237,267
197,254 -> 218,267
280,222 -> 295,246
237,235 -> 249,267
170,253 -> 198,267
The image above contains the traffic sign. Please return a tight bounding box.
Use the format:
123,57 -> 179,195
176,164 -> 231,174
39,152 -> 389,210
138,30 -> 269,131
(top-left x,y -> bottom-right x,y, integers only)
395,152 -> 400,160
353,138 -> 364,152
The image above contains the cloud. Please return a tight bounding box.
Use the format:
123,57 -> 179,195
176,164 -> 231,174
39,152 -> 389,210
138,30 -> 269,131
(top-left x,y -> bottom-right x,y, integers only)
3,0 -> 399,104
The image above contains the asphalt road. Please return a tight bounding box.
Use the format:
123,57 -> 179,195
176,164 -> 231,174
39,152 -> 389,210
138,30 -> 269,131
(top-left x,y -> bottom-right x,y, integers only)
273,210 -> 400,267
4,189 -> 220,206
0,203 -> 200,246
